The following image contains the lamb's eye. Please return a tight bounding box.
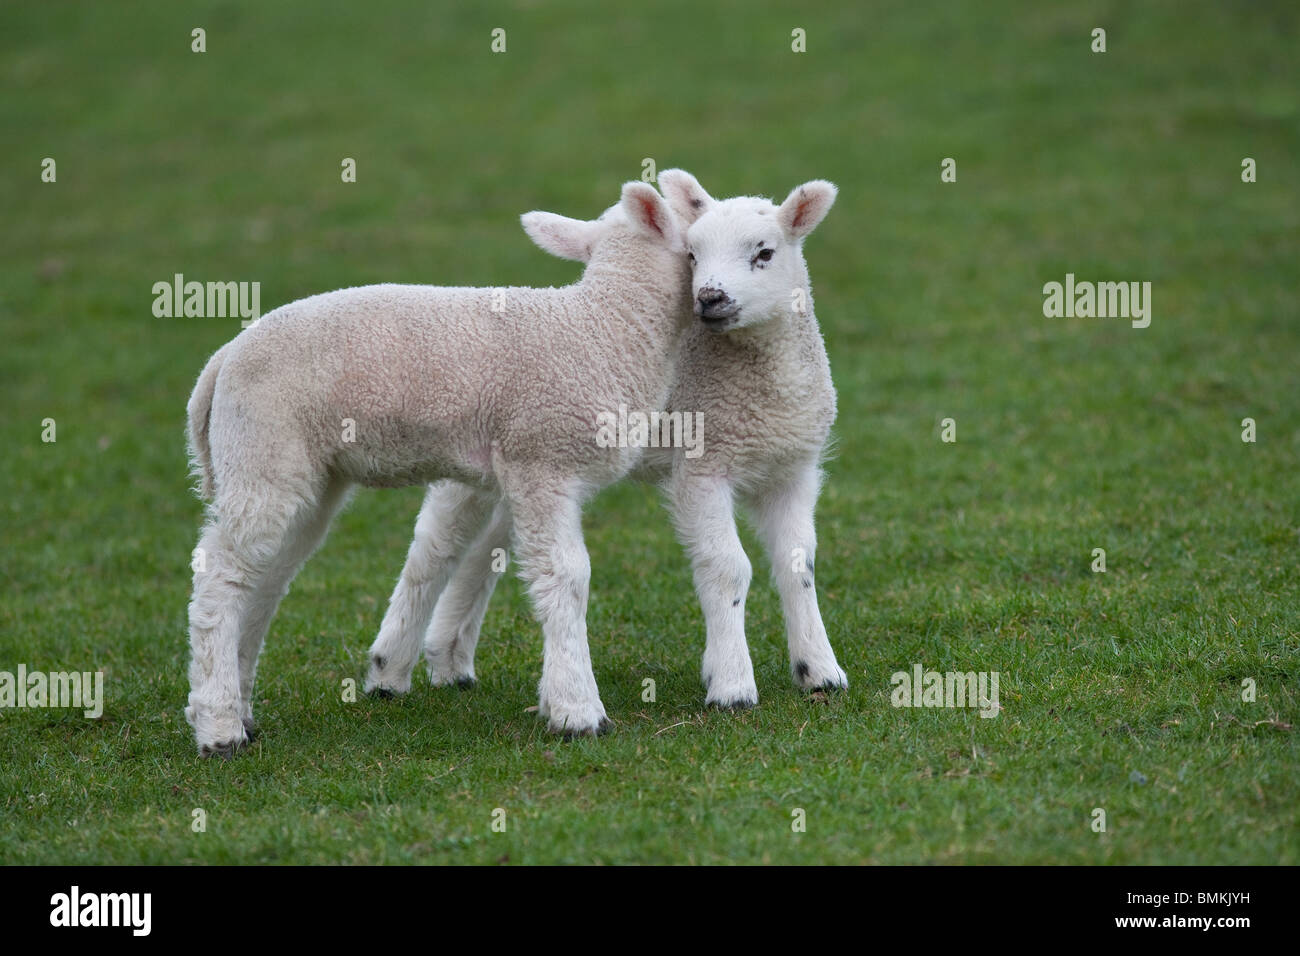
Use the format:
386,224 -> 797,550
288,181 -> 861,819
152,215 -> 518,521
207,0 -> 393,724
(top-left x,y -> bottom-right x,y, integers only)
757,248 -> 775,262
687,251 -> 696,264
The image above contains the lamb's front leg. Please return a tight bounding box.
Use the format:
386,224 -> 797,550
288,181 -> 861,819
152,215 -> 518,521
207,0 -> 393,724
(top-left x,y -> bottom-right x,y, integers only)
424,498 -> 511,686
670,474 -> 757,709
365,482 -> 494,695
505,477 -> 607,737
750,464 -> 847,692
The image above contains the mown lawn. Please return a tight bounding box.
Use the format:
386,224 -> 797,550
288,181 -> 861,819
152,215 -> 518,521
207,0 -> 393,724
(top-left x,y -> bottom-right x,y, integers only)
0,0 -> 1296,864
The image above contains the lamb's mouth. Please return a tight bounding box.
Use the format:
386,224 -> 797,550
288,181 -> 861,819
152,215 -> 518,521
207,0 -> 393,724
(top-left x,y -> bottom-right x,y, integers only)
698,308 -> 740,330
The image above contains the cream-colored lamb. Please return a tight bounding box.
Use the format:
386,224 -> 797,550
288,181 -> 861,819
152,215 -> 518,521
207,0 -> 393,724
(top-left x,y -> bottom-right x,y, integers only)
183,182 -> 691,755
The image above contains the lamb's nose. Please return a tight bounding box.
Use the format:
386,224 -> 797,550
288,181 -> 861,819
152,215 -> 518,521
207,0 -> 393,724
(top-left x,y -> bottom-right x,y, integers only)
697,287 -> 728,309
695,287 -> 739,324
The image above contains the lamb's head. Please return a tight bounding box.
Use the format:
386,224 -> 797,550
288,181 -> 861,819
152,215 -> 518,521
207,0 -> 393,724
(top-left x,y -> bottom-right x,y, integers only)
520,181 -> 687,275
658,169 -> 837,332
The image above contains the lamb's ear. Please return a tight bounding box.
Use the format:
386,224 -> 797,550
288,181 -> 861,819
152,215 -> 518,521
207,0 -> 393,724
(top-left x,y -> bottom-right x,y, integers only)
657,169 -> 714,226
620,181 -> 683,250
521,211 -> 600,263
777,180 -> 838,241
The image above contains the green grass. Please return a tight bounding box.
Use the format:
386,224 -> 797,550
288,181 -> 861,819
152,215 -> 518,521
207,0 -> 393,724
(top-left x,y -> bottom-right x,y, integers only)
1,0 -> 1297,864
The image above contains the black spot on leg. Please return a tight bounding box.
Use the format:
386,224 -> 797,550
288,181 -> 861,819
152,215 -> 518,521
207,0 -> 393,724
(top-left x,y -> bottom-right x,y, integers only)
373,655 -> 387,670
802,578 -> 812,589
806,559 -> 815,574
732,598 -> 741,607
795,661 -> 810,681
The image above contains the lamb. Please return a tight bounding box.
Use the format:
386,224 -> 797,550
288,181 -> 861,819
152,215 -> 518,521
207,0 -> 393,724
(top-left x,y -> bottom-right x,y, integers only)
183,181 -> 692,755
373,171 -> 848,712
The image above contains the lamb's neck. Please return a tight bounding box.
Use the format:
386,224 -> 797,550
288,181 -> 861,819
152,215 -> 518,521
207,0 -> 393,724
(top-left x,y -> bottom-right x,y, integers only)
738,280 -> 821,353
581,249 -> 691,344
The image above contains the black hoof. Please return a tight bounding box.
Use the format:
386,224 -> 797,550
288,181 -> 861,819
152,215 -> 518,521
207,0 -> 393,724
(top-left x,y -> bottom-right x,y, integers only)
368,687 -> 396,700
709,697 -> 757,712
199,739 -> 242,760
454,676 -> 477,689
559,717 -> 611,740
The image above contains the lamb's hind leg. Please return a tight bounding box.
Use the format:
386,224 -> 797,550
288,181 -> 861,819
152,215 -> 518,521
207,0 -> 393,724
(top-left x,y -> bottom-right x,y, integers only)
749,463 -> 847,692
235,478 -> 351,739
365,481 -> 495,695
424,497 -> 510,686
188,475 -> 329,757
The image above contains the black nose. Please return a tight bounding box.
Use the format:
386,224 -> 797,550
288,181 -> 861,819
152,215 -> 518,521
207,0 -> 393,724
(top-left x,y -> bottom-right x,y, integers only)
695,287 -> 738,321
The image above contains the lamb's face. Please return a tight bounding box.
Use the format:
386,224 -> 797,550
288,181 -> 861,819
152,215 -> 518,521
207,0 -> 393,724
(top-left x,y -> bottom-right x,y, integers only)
657,171 -> 839,334
686,198 -> 803,332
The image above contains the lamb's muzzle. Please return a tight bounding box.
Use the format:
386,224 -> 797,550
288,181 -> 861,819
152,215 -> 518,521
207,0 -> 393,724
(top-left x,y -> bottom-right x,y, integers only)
694,286 -> 739,324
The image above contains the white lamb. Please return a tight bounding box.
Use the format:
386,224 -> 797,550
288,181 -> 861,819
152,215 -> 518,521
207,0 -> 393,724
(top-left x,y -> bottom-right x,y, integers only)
183,182 -> 692,755
372,171 -> 848,711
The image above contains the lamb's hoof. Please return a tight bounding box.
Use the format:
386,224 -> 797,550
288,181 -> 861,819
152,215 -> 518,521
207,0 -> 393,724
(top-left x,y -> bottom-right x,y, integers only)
793,659 -> 848,692
703,673 -> 759,711
241,721 -> 257,743
425,666 -> 475,688
708,696 -> 757,711
199,739 -> 245,760
554,716 -> 612,740
365,655 -> 413,697
368,687 -> 397,700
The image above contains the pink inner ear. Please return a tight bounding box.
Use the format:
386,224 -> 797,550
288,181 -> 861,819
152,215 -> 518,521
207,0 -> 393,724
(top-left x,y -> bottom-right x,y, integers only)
637,194 -> 665,238
791,195 -> 814,230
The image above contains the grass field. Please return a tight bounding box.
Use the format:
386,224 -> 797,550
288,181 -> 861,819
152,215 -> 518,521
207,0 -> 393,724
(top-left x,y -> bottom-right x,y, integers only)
1,0 -> 1297,864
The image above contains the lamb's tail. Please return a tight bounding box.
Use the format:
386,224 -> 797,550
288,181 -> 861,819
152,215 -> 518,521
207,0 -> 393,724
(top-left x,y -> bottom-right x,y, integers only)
186,342 -> 231,501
